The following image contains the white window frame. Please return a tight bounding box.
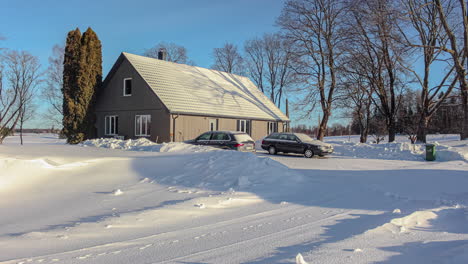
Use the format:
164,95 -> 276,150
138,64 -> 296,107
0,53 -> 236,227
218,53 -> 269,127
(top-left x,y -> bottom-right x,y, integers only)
209,118 -> 218,131
135,115 -> 151,136
105,115 -> 118,136
268,121 -> 278,134
123,78 -> 132,96
238,119 -> 248,133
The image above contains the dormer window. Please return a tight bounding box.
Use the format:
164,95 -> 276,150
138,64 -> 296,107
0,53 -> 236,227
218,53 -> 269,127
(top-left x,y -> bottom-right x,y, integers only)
123,78 -> 132,96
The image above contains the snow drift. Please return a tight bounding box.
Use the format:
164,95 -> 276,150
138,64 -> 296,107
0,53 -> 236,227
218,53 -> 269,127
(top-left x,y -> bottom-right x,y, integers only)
82,138 -> 215,153
327,140 -> 468,162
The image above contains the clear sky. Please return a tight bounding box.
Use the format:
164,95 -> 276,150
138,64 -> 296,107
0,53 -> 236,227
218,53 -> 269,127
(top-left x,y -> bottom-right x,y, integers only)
1,0 -> 349,129
1,0 -> 285,75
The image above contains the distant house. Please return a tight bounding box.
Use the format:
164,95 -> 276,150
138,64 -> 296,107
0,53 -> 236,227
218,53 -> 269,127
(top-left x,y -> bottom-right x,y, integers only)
95,52 -> 290,142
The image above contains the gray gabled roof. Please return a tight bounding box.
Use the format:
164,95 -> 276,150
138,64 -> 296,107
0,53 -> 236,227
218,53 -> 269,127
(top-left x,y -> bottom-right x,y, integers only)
122,52 -> 289,122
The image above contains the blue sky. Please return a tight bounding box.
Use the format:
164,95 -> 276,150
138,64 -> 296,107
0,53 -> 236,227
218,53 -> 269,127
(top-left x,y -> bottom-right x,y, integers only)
0,0 -> 352,129
1,0 -> 285,74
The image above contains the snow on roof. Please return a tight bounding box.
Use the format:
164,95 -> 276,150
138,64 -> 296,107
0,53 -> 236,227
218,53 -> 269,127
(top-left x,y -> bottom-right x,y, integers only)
122,52 -> 289,121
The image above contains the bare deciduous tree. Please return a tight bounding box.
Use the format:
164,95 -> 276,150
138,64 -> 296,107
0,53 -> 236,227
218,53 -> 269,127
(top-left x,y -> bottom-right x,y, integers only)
0,50 -> 42,144
42,44 -> 64,127
399,0 -> 458,143
278,0 -> 346,140
347,0 -> 409,142
340,63 -> 374,143
244,38 -> 265,92
211,43 -> 244,75
144,42 -> 193,65
433,0 -> 468,140
244,33 -> 294,108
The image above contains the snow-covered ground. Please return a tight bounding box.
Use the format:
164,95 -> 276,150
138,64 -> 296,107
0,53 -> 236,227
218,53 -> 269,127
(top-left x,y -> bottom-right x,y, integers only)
0,134 -> 467,264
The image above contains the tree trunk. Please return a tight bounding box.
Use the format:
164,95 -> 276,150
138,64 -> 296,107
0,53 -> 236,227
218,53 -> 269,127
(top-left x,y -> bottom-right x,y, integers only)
360,134 -> 366,144
416,113 -> 429,143
462,91 -> 468,140
20,126 -> 23,145
317,112 -> 330,141
388,118 -> 396,142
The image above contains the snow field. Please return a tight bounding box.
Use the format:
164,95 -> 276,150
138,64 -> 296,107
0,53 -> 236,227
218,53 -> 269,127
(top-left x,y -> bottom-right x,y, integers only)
0,134 -> 467,263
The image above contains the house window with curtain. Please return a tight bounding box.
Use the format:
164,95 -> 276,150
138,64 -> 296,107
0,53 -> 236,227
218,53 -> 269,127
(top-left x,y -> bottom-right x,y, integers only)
236,119 -> 250,135
267,121 -> 278,134
105,115 -> 118,135
135,115 -> 151,136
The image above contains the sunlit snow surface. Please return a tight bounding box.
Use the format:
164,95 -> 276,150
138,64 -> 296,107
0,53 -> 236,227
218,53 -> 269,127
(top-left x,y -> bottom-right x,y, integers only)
0,133 -> 467,264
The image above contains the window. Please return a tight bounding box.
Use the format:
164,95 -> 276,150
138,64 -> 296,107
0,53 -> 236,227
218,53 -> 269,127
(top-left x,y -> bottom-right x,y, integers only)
135,115 -> 151,136
234,134 -> 253,142
236,120 -> 250,134
211,132 -> 230,141
209,119 -> 218,131
123,78 -> 132,96
105,116 -> 118,135
267,133 -> 279,139
197,132 -> 212,141
268,122 -> 278,134
287,134 -> 298,142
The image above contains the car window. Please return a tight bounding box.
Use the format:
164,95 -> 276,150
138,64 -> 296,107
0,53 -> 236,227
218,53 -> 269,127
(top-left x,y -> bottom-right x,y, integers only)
278,134 -> 289,140
212,133 -> 230,140
234,133 -> 253,142
197,132 -> 211,141
287,135 -> 298,141
295,133 -> 314,142
267,133 -> 278,139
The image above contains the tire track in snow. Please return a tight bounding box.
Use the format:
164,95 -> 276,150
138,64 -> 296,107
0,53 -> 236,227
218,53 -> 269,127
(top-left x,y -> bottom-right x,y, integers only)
2,190 -> 352,264
1,203 -> 311,263
156,209 -> 356,264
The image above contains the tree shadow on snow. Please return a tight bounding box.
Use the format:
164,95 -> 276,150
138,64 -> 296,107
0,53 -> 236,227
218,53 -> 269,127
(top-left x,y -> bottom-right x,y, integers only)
376,240 -> 468,263
126,153 -> 468,263
5,198 -> 192,237
245,212 -> 399,264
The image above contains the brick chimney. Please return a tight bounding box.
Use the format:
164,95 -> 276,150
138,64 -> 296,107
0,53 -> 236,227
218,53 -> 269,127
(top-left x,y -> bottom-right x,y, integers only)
158,48 -> 167,61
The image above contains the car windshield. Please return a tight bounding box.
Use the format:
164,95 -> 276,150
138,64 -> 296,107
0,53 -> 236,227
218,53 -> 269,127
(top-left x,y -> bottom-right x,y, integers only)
234,134 -> 253,142
295,133 -> 314,142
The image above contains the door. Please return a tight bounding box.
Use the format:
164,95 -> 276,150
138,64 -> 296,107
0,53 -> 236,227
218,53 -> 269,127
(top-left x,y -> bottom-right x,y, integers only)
209,119 -> 218,131
287,134 -> 304,153
276,134 -> 290,152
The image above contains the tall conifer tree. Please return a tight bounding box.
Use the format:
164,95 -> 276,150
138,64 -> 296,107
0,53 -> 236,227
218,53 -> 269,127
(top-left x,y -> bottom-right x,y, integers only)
62,27 -> 102,144
62,28 -> 82,144
77,27 -> 102,140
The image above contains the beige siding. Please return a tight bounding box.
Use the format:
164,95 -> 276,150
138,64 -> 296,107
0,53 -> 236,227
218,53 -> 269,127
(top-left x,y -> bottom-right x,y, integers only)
170,114 -> 285,142
170,115 -> 208,142
251,120 -> 267,141
278,121 -> 284,133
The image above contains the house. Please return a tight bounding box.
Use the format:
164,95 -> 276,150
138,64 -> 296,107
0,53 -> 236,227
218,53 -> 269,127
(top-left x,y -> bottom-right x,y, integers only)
95,52 -> 290,143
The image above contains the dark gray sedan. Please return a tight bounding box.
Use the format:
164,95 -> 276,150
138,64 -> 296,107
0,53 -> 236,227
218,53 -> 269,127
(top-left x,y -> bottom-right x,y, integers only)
185,131 -> 256,152
261,132 -> 333,158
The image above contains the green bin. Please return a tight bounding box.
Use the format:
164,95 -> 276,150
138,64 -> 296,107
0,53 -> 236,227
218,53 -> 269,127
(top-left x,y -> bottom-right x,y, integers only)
425,144 -> 436,161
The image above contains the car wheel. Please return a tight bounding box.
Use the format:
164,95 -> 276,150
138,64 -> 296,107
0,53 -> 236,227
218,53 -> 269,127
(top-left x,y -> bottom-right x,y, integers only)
268,146 -> 277,155
304,149 -> 314,158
